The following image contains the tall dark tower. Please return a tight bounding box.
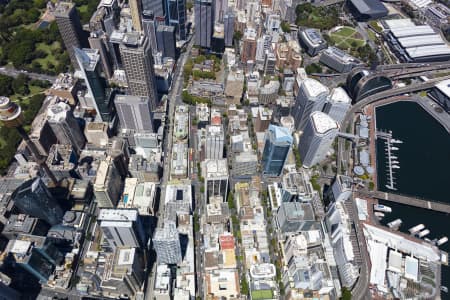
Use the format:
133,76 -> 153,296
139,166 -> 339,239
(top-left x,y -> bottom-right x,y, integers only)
0,97 -> 58,185
11,177 -> 64,226
54,1 -> 87,70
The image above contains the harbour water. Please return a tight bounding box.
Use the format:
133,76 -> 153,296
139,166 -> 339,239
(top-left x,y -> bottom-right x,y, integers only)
375,101 -> 450,299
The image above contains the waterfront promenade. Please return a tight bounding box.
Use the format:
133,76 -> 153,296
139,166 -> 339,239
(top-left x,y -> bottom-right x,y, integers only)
359,190 -> 450,214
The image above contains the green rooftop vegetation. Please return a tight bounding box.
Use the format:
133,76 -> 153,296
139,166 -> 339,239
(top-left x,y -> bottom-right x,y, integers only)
251,289 -> 274,300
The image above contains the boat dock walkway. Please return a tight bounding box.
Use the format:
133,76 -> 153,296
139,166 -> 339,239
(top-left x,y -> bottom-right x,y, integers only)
359,191 -> 450,214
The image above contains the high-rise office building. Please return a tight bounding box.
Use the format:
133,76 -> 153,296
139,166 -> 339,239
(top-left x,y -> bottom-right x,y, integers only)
223,10 -> 234,47
75,48 -> 110,122
261,124 -> 293,176
156,25 -> 177,58
195,0 -> 214,48
114,94 -> 154,133
292,78 -> 329,132
5,235 -> 63,283
205,125 -> 224,159
214,0 -> 228,23
203,159 -> 228,203
98,209 -> 146,249
89,31 -> 114,79
142,11 -> 159,55
11,177 -> 64,226
119,33 -> 159,110
94,157 -> 123,208
153,221 -> 182,264
241,28 -> 257,64
299,111 -> 338,168
54,1 -> 87,70
166,0 -> 187,40
47,102 -> 86,153
129,0 -> 143,31
143,0 -> 165,17
323,87 -> 351,125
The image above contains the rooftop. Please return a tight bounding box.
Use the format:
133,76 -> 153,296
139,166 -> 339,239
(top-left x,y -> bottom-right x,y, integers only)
329,87 -> 351,104
435,79 -> 450,97
204,159 -> 228,178
98,208 -> 138,221
310,111 -> 339,134
302,78 -> 329,98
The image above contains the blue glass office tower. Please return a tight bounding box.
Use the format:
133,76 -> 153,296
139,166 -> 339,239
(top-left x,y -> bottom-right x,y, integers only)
11,177 -> 64,226
166,0 -> 187,40
262,125 -> 293,176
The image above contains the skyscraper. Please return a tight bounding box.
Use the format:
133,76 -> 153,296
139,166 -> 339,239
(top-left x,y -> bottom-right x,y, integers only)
129,0 -> 143,31
323,87 -> 351,125
114,94 -> 154,132
292,78 -> 329,132
153,221 -> 182,264
89,31 -> 114,79
119,33 -> 159,110
47,102 -> 86,153
142,11 -> 159,55
98,208 -> 146,249
166,0 -> 187,40
195,0 -> 214,48
223,10 -> 234,47
241,28 -> 257,64
214,0 -> 228,23
203,159 -> 228,203
156,25 -> 177,58
94,157 -> 123,208
205,125 -> 224,159
261,124 -> 293,176
143,0 -> 165,17
54,1 -> 87,70
299,111 -> 339,168
75,48 -> 110,122
11,177 -> 64,226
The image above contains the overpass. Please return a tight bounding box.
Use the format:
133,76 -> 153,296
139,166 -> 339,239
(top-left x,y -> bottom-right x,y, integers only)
359,191 -> 450,214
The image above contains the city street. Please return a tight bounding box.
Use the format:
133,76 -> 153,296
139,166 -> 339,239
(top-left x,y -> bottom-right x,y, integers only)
144,36 -> 195,300
0,66 -> 57,82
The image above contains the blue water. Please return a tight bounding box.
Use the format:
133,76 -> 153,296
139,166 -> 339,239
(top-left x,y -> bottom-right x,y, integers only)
375,101 -> 450,299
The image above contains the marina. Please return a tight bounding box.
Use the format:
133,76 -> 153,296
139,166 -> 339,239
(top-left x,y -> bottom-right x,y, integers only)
376,130 -> 401,191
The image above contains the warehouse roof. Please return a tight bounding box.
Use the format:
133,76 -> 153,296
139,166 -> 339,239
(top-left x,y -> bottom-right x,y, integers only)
405,45 -> 450,58
349,0 -> 388,15
398,34 -> 445,48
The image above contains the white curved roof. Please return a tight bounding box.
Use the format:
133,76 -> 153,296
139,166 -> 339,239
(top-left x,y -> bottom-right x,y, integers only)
311,111 -> 338,134
302,78 -> 329,98
329,87 -> 351,104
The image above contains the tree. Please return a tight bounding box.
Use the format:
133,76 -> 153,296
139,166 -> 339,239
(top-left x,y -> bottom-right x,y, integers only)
12,74 -> 30,95
341,287 -> 352,300
0,74 -> 14,96
233,30 -> 243,41
305,63 -> 323,74
280,21 -> 291,33
240,276 -> 249,296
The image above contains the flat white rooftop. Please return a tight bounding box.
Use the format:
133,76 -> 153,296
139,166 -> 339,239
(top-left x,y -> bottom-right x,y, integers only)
302,78 -> 329,98
311,111 -> 338,134
98,208 -> 138,221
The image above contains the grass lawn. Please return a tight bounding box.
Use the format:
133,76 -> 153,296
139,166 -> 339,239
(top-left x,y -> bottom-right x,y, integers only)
251,290 -> 274,300
330,26 -> 366,50
9,85 -> 46,102
35,41 -> 61,70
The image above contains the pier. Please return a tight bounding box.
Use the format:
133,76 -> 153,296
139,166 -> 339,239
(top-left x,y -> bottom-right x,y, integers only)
359,191 -> 450,214
376,130 -> 401,191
